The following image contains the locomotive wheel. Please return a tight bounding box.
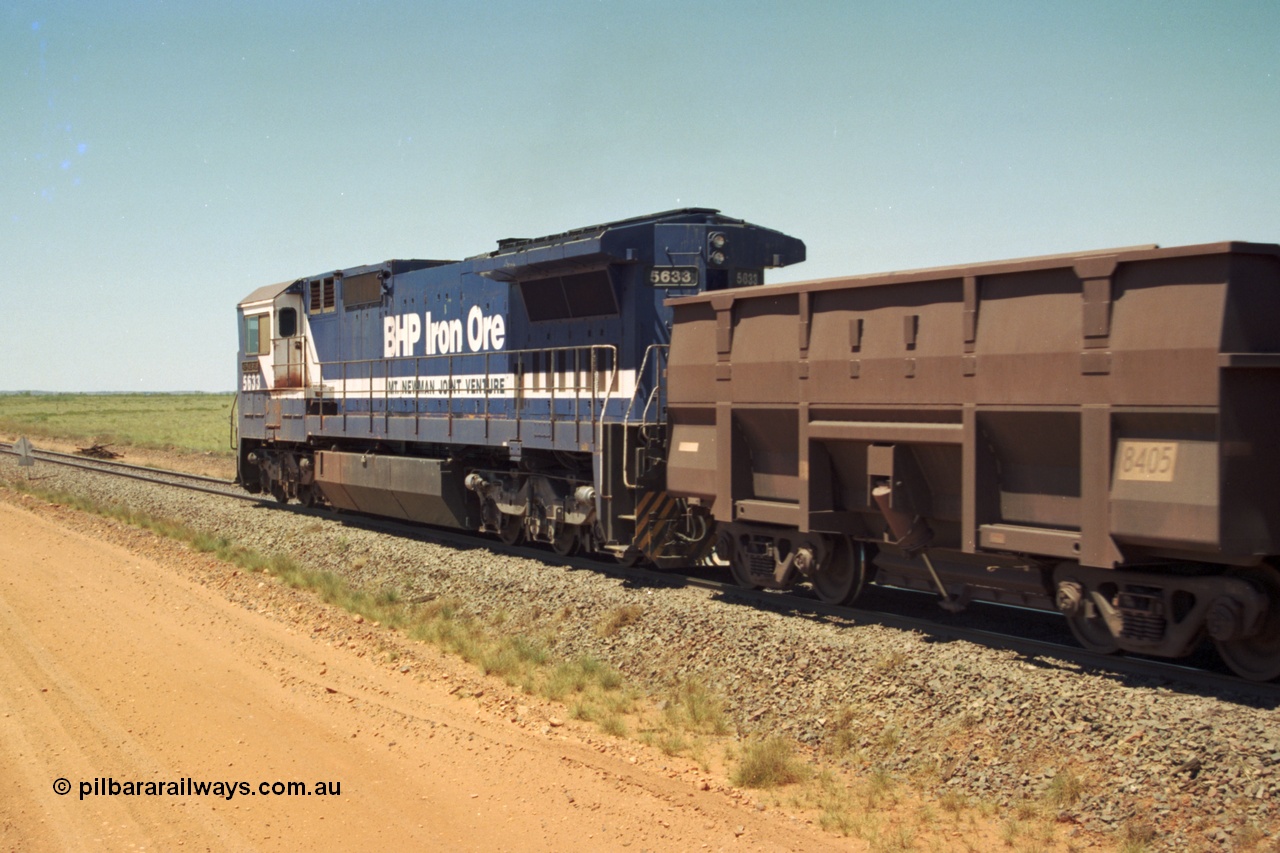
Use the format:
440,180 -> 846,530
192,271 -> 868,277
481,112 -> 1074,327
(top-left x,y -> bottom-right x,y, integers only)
811,537 -> 868,606
551,525 -> 578,557
497,512 -> 524,546
270,482 -> 289,504
1215,565 -> 1280,682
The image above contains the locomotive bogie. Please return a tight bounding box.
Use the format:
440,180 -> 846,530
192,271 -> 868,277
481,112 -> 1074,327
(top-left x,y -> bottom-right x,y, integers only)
714,524 -> 871,605
465,464 -> 599,554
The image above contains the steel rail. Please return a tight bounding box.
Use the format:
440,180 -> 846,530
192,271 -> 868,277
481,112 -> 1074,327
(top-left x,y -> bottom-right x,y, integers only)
0,442 -> 234,486
0,442 -> 260,503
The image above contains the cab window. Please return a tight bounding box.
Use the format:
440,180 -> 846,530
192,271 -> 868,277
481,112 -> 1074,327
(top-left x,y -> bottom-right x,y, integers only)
245,314 -> 270,355
277,307 -> 297,338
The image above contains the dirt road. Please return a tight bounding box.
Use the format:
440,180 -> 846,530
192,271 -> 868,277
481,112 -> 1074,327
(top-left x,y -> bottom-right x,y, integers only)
0,497 -> 856,852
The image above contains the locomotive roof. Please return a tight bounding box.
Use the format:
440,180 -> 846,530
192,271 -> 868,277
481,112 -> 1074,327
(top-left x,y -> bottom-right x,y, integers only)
472,208 -> 743,259
237,260 -> 454,306
238,278 -> 298,307
239,208 -> 804,301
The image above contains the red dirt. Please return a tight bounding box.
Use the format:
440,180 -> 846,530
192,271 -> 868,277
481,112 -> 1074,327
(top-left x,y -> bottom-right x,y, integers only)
0,496 -> 858,852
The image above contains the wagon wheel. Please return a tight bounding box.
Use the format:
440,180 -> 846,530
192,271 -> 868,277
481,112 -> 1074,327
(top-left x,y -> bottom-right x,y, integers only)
1053,567 -> 1121,655
497,512 -> 524,546
1061,588 -> 1120,655
1064,603 -> 1121,655
811,537 -> 869,606
1215,565 -> 1280,682
718,529 -> 759,590
551,524 -> 578,557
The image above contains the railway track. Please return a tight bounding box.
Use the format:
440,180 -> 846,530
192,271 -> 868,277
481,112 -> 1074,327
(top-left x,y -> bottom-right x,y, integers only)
3,438 -> 1277,702
0,441 -> 256,502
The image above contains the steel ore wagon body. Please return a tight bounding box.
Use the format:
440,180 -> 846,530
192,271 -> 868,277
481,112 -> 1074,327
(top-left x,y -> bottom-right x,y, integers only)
664,241 -> 1280,679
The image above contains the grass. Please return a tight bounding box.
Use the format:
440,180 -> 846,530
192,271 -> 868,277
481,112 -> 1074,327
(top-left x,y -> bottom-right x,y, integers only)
939,788 -> 969,815
663,679 -> 730,735
595,603 -> 645,637
634,678 -> 731,763
1044,769 -> 1084,809
0,392 -> 236,456
731,737 -> 811,788
824,704 -> 862,756
1118,821 -> 1157,853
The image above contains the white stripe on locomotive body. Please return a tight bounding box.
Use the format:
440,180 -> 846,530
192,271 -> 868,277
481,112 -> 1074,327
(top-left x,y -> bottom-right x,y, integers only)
315,369 -> 638,400
239,297 -> 634,404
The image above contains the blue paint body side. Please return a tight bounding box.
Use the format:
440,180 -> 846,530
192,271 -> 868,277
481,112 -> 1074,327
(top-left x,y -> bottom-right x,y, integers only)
237,209 -> 805,455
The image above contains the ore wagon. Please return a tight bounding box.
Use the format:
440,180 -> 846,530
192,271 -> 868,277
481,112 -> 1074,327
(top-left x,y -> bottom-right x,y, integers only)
665,241 -> 1280,679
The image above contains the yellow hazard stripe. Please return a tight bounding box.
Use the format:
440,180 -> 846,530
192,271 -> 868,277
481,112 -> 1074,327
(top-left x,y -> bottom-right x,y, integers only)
694,530 -> 718,563
634,489 -> 661,519
634,490 -> 680,555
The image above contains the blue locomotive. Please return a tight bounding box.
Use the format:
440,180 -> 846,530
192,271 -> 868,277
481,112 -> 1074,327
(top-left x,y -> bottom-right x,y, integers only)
235,209 -> 805,564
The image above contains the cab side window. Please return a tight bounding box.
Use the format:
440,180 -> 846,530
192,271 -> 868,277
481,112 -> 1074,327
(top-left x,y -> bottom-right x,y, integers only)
245,314 -> 270,355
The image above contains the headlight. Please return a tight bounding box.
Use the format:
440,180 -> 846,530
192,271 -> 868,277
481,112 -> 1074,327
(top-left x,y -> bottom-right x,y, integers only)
708,232 -> 727,264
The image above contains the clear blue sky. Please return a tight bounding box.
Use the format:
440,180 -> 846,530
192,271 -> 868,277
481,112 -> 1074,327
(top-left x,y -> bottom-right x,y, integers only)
4,1 -> 1278,391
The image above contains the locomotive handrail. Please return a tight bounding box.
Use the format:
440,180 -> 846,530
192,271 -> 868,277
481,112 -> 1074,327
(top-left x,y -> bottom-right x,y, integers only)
311,344 -> 619,449
621,343 -> 669,489
624,344 -> 668,429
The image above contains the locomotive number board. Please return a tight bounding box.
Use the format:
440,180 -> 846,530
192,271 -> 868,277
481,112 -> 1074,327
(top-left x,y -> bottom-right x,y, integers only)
649,267 -> 699,287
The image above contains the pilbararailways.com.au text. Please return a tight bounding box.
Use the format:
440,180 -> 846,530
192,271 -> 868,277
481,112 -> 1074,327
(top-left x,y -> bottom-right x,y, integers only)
64,777 -> 341,801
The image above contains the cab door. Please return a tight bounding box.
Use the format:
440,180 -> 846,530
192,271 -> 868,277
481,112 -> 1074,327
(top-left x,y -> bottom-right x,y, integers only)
272,293 -> 306,389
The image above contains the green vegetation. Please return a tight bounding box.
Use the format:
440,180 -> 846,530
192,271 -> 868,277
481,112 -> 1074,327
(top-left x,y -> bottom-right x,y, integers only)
594,603 -> 645,637
1044,768 -> 1084,809
0,392 -> 236,456
731,736 -> 811,788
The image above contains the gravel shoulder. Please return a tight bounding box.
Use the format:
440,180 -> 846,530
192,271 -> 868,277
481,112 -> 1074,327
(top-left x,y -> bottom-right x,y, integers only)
3,453 -> 1280,851
0,496 -> 855,852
